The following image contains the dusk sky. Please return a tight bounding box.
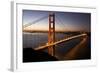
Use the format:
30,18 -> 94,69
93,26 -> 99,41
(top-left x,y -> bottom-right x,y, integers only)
23,10 -> 91,32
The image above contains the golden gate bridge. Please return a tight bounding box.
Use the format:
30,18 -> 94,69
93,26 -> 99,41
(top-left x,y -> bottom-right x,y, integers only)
23,13 -> 87,58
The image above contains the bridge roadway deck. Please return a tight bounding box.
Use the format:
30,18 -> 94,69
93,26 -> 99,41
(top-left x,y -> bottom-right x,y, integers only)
34,33 -> 87,50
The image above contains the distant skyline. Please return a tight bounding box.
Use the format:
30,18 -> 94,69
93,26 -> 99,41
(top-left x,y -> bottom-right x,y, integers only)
23,10 -> 91,32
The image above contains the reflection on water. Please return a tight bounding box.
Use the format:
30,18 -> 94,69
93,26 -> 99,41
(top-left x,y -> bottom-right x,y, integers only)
23,32 -> 48,48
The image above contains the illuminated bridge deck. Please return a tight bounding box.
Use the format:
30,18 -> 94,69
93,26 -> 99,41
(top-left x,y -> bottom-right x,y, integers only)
34,33 -> 87,50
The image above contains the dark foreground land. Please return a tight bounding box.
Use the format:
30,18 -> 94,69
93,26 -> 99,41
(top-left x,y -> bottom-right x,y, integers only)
23,48 -> 58,62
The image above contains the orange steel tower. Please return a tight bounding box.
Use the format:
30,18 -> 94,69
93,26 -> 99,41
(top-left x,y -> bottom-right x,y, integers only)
48,13 -> 55,56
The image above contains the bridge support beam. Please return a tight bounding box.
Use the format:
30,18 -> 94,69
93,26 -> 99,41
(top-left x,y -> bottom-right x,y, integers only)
48,13 -> 55,56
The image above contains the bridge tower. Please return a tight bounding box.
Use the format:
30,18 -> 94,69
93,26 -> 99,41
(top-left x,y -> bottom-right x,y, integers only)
48,13 -> 55,56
